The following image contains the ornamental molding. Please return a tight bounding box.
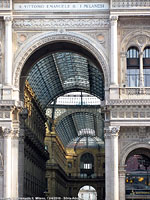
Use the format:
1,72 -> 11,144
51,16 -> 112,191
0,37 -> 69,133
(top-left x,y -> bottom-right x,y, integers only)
13,31 -> 109,89
13,17 -> 110,30
121,30 -> 150,52
106,99 -> 150,106
120,127 -> 150,139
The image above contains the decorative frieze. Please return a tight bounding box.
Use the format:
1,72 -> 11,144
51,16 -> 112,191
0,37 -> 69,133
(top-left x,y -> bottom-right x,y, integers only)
120,127 -> 150,139
17,32 -> 41,48
106,99 -> 150,105
105,103 -> 150,120
13,17 -> 110,30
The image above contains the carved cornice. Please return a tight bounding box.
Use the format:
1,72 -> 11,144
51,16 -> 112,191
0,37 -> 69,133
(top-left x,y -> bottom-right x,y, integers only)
0,100 -> 23,107
13,17 -> 110,30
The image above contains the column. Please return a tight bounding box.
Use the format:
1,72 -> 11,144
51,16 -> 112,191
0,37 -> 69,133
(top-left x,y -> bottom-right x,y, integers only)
110,16 -> 118,86
110,126 -> 120,200
104,128 -> 111,200
3,128 -> 12,198
119,165 -> 126,200
4,16 -> 12,86
120,52 -> 127,86
120,52 -> 127,98
3,128 -> 19,199
139,52 -> 144,87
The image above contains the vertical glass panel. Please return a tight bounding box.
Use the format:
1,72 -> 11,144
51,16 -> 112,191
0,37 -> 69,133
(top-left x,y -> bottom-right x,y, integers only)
144,68 -> 150,87
143,47 -> 150,58
127,69 -> 140,87
127,47 -> 139,58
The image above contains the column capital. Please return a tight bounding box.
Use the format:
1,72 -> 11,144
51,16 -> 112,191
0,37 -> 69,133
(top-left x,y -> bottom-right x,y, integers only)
120,51 -> 127,58
104,126 -> 120,138
3,128 -> 19,138
110,126 -> 120,136
119,165 -> 126,177
110,15 -> 118,25
3,16 -> 13,22
139,51 -> 143,56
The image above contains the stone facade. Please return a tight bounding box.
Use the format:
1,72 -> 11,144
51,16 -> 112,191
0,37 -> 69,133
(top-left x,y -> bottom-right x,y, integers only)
0,0 -> 150,200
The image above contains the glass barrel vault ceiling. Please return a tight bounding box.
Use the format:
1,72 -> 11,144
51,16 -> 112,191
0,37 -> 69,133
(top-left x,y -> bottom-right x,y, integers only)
55,112 -> 104,147
27,52 -> 104,110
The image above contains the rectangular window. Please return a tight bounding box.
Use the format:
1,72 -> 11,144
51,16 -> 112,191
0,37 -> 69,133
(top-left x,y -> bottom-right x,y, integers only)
127,69 -> 140,87
84,163 -> 92,169
144,68 -> 150,87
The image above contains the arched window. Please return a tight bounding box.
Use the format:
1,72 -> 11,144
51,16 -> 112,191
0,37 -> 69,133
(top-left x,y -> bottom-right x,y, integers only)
80,153 -> 94,178
143,47 -> 150,86
78,186 -> 97,200
127,47 -> 140,87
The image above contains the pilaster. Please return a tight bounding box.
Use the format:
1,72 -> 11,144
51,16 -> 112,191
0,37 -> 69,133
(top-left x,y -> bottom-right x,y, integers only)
119,165 -> 126,200
104,128 -> 111,200
105,126 -> 120,200
110,16 -> 118,86
3,128 -> 19,198
4,16 -> 12,87
139,51 -> 144,87
110,16 -> 119,99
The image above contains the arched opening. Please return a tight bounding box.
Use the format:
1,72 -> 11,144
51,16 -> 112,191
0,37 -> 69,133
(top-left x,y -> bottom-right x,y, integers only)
78,185 -> 97,200
80,153 -> 94,178
125,148 -> 150,199
143,46 -> 150,86
19,41 -> 105,198
127,46 -> 140,87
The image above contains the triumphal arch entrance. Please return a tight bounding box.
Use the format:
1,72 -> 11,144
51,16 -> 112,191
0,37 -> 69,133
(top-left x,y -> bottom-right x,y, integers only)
1,0 -> 150,200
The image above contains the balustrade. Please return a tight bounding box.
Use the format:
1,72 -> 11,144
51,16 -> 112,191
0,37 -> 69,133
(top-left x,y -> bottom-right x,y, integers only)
120,87 -> 150,99
112,0 -> 150,8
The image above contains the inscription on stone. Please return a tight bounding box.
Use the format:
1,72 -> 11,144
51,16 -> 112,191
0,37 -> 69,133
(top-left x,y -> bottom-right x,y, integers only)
14,3 -> 109,12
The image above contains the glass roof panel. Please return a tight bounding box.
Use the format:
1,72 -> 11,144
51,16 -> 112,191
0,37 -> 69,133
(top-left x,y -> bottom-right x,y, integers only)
27,52 -> 104,110
55,112 -> 103,147
54,92 -> 101,105
67,135 -> 104,149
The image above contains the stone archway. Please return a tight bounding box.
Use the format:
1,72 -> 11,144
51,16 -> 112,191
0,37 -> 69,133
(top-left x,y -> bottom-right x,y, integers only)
119,142 -> 150,200
120,142 -> 150,166
78,185 -> 97,200
13,32 -> 108,198
13,31 -> 109,94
